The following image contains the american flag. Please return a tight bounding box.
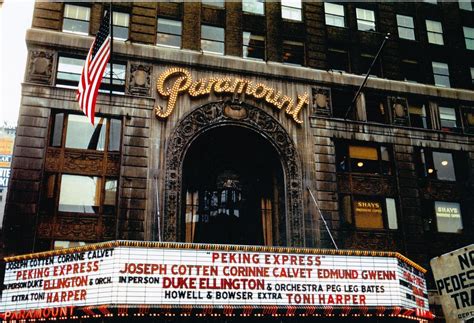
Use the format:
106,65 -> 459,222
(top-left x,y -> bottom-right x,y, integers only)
76,9 -> 111,125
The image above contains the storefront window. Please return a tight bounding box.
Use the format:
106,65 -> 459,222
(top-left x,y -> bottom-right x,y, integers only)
435,201 -> 463,233
354,199 -> 384,229
342,196 -> 398,230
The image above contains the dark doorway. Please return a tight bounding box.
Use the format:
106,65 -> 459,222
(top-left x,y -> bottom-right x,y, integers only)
182,126 -> 285,245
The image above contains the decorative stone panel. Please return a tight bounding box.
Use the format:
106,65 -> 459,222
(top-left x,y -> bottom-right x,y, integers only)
128,63 -> 153,97
26,50 -> 55,85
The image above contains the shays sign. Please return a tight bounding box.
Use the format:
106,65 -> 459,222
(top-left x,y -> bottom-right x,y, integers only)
154,67 -> 310,124
0,241 -> 433,320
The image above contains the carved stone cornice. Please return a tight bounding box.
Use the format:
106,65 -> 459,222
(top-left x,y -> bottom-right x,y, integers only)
163,101 -> 304,246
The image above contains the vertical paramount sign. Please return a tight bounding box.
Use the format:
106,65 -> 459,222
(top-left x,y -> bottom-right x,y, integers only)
1,242 -> 431,319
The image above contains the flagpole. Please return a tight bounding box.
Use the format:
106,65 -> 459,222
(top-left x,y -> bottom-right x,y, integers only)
343,33 -> 390,120
109,2 -> 113,101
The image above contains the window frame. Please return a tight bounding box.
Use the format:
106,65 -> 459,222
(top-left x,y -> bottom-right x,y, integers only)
49,112 -> 122,153
324,3 -> 345,28
336,142 -> 393,176
426,19 -> 444,45
463,26 -> 474,50
111,10 -> 130,41
341,195 -> 399,231
157,17 -> 183,49
62,4 -> 91,35
242,0 -> 265,15
396,14 -> 415,41
243,31 -> 266,61
282,40 -> 305,66
356,7 -> 376,32
281,0 -> 302,21
432,61 -> 451,88
201,24 -> 225,55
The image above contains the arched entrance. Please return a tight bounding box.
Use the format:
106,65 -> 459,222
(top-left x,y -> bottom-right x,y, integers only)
182,126 -> 284,245
162,101 -> 304,246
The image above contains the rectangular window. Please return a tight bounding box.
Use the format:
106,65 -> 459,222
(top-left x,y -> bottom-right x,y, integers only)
420,149 -> 457,181
56,56 -> 84,88
365,92 -> 389,124
157,18 -> 182,48
51,113 -> 122,152
360,53 -> 382,77
328,48 -> 350,72
397,14 -> 415,40
283,40 -> 304,65
243,0 -> 265,15
459,1 -> 473,11
324,3 -> 345,28
201,25 -> 225,55
353,199 -> 384,229
337,143 -> 392,175
463,26 -> 474,50
65,115 -> 107,151
439,106 -> 461,131
281,0 -> 302,21
401,59 -> 420,83
432,61 -> 450,87
356,8 -> 376,31
471,67 -> 474,85
435,201 -> 463,233
100,62 -> 126,94
243,32 -> 265,60
426,20 -> 444,45
112,11 -> 129,41
202,0 -> 225,8
59,175 -> 101,213
103,178 -> 118,215
408,100 -> 429,128
386,198 -> 398,230
462,107 -> 474,134
63,4 -> 90,35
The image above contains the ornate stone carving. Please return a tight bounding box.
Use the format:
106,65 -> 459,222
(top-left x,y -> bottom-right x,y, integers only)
63,151 -> 103,174
337,174 -> 396,196
27,50 -> 55,85
422,181 -> 462,200
343,231 -> 399,251
45,148 -> 61,172
128,63 -> 152,97
311,87 -> 332,117
37,216 -> 101,241
106,153 -> 121,175
163,101 -> 304,246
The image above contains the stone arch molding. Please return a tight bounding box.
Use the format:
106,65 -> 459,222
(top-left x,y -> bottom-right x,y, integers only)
162,101 -> 305,246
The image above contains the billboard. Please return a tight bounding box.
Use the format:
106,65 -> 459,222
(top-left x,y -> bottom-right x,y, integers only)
0,241 -> 432,319
0,137 -> 13,188
431,244 -> 474,322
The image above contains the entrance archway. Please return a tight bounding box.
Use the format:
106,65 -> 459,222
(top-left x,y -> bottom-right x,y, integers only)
182,126 -> 283,245
162,101 -> 304,246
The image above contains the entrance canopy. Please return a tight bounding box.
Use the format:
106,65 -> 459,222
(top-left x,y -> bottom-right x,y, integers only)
1,241 -> 434,321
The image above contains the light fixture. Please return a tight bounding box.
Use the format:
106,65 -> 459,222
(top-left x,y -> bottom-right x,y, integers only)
427,168 -> 434,174
357,161 -> 364,167
441,160 -> 448,166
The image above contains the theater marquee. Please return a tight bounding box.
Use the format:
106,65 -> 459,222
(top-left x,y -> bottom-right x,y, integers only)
0,241 -> 433,320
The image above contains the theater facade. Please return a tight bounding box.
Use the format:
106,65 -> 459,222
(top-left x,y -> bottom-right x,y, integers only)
2,1 -> 474,321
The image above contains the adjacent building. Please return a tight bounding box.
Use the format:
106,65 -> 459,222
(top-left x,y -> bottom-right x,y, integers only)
2,0 -> 474,320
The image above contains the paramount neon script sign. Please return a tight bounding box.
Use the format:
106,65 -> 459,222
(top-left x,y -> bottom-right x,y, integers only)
155,68 -> 309,124
1,241 -> 433,320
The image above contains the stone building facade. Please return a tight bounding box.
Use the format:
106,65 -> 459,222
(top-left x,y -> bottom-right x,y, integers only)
3,1 -> 473,298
